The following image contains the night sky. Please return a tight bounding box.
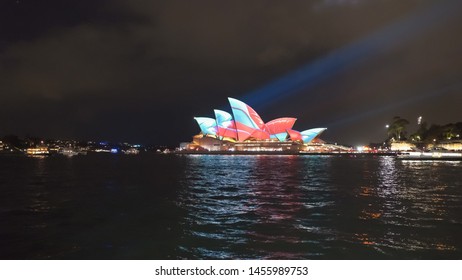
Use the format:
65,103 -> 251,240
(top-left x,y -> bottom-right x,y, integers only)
1,0 -> 462,146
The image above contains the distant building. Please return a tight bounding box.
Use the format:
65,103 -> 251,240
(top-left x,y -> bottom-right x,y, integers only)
390,141 -> 416,151
181,97 -> 329,153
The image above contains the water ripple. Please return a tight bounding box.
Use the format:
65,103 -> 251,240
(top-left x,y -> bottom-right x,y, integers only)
176,155 -> 462,259
1,154 -> 461,259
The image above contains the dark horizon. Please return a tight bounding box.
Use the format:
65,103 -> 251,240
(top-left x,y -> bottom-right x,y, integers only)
2,119 -> 461,149
1,0 -> 462,146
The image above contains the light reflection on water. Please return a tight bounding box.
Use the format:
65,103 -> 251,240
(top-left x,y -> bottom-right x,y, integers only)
177,155 -> 462,259
0,154 -> 461,259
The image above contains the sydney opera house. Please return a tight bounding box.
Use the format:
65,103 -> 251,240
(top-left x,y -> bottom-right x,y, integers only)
179,97 -> 335,153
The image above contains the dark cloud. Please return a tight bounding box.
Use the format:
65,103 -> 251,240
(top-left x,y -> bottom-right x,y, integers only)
1,0 -> 461,145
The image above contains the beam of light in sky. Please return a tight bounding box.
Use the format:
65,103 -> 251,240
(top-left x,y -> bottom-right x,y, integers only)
237,0 -> 462,110
325,81 -> 462,128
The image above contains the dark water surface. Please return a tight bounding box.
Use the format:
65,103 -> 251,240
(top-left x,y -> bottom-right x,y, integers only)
0,154 -> 461,259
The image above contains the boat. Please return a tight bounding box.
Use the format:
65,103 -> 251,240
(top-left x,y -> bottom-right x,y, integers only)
25,147 -> 50,156
58,147 -> 87,157
397,150 -> 462,160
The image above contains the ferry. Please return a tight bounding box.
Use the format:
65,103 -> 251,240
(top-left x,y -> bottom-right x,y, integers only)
397,150 -> 462,160
58,147 -> 87,157
25,147 -> 50,156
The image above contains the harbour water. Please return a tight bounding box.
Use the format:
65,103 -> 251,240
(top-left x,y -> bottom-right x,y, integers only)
0,154 -> 461,259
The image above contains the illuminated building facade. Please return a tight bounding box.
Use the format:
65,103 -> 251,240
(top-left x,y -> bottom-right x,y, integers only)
390,141 -> 416,152
184,97 -> 328,153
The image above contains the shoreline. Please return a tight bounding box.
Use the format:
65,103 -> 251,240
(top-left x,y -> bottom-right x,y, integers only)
174,150 -> 397,156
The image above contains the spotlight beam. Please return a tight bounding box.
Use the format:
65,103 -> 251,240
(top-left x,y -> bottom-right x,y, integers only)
239,0 -> 462,110
325,81 -> 462,128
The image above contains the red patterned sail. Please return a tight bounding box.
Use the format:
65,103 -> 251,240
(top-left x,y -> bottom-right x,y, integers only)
249,129 -> 270,140
265,118 -> 297,135
287,129 -> 302,141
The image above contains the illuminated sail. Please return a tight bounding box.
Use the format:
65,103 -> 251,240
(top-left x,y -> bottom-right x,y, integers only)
228,97 -> 266,141
214,109 -> 238,140
193,98 -> 327,144
250,129 -> 270,140
265,117 -> 296,141
287,129 -> 302,141
194,117 -> 217,136
300,128 -> 327,143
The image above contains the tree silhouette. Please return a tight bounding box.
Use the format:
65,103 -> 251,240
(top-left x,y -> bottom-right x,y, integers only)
387,116 -> 409,141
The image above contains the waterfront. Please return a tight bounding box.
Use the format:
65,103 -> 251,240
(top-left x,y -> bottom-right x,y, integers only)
0,154 -> 461,259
